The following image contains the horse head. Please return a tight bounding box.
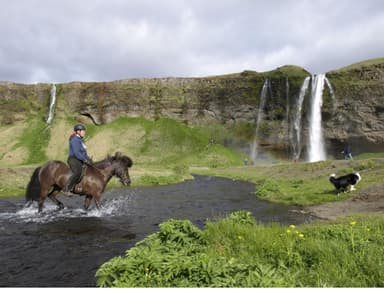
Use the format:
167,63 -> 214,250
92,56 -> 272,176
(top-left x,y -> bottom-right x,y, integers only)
111,152 -> 133,186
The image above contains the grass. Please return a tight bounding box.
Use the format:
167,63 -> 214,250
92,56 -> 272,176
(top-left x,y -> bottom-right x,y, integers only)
84,116 -> 243,168
0,115 -> 244,197
16,115 -> 50,164
331,57 -> 384,73
96,211 -> 384,287
191,158 -> 384,206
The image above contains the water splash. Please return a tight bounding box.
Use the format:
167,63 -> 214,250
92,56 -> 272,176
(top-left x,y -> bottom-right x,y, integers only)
46,84 -> 56,124
0,195 -> 134,224
291,76 -> 310,161
308,74 -> 326,162
250,79 -> 270,163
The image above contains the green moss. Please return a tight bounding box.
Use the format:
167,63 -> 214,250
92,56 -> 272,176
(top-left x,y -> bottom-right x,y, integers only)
14,116 -> 50,164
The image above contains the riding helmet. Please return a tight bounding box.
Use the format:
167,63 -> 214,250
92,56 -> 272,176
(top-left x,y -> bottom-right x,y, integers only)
74,123 -> 86,131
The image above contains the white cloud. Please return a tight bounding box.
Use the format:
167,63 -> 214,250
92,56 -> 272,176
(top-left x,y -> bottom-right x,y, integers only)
0,0 -> 383,83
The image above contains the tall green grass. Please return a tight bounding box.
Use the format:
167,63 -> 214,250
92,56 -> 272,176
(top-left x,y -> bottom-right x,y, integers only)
96,211 -> 384,287
88,117 -> 244,167
15,115 -> 50,164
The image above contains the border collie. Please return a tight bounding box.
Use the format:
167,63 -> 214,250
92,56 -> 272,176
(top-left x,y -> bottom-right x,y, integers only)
329,172 -> 361,195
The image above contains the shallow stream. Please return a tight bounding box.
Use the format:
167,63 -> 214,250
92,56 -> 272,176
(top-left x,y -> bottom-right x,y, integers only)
0,175 -> 314,287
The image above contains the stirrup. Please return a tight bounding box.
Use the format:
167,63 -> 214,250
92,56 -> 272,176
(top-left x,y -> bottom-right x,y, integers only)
62,188 -> 75,197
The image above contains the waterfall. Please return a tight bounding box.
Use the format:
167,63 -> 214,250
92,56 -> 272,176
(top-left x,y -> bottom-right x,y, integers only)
46,84 -> 56,124
292,76 -> 310,161
308,74 -> 326,162
250,79 -> 270,163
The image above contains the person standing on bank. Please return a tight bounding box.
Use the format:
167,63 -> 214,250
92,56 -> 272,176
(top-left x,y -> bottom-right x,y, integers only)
342,143 -> 353,160
63,124 -> 92,195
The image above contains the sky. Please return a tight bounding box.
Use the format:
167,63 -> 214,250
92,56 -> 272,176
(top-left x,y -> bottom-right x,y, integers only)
1,0 -> 383,84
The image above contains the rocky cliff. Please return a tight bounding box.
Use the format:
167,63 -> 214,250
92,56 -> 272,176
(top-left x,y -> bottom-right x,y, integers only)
0,58 -> 383,160
325,59 -> 384,156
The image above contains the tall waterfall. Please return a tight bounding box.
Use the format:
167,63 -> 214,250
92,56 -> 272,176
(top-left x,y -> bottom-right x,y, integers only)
250,79 -> 270,163
308,74 -> 326,162
46,84 -> 56,124
292,76 -> 310,161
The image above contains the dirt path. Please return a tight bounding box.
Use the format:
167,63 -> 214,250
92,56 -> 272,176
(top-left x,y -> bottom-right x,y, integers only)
306,183 -> 384,220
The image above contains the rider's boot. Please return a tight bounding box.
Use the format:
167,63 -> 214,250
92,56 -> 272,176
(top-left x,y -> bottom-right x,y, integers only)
63,180 -> 76,197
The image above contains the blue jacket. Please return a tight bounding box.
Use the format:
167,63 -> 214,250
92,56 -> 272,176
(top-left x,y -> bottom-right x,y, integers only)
68,134 -> 90,162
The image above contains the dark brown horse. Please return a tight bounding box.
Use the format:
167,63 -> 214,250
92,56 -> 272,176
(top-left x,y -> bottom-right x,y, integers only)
25,152 -> 133,213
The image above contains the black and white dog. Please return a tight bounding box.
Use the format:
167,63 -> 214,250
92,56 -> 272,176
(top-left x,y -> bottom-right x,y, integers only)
329,172 -> 361,195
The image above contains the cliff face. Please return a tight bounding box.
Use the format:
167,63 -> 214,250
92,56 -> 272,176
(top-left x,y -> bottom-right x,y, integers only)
58,66 -> 309,126
0,59 -> 383,160
325,59 -> 384,155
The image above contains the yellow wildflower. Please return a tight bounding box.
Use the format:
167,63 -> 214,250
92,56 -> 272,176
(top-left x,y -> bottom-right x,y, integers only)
350,221 -> 357,226
289,224 -> 296,229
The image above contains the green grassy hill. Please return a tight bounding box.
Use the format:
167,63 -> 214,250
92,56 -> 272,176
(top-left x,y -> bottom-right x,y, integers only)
330,57 -> 384,73
0,113 -> 245,196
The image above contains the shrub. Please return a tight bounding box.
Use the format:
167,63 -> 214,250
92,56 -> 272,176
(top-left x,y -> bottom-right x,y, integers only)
96,213 -> 384,287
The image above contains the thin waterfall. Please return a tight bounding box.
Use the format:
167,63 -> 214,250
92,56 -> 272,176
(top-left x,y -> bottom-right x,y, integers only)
292,76 -> 310,161
250,79 -> 270,163
308,74 -> 326,162
46,84 -> 56,124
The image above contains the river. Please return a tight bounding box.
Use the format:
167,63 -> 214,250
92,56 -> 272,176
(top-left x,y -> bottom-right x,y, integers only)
0,175 -> 314,287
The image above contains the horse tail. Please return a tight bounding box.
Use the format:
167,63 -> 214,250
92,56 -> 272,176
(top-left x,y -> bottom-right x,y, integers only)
25,166 -> 42,202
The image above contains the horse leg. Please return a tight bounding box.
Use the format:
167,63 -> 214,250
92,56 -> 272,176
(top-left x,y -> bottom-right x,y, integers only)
38,183 -> 52,213
83,195 -> 93,210
94,193 -> 102,209
48,186 -> 64,210
38,197 -> 46,213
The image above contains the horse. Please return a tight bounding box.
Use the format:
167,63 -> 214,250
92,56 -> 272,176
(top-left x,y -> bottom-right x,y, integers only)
25,152 -> 133,213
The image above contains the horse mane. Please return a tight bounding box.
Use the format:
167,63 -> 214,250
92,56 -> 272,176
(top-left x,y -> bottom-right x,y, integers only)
93,152 -> 133,169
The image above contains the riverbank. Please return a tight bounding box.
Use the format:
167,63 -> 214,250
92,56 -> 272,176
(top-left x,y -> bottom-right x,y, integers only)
191,157 -> 384,220
306,182 -> 384,220
1,157 -> 384,220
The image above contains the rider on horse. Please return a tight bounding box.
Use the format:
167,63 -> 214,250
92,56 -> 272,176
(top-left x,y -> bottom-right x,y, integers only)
63,123 -> 92,195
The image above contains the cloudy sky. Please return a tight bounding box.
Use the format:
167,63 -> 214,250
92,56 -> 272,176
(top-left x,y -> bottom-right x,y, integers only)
1,0 -> 383,83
